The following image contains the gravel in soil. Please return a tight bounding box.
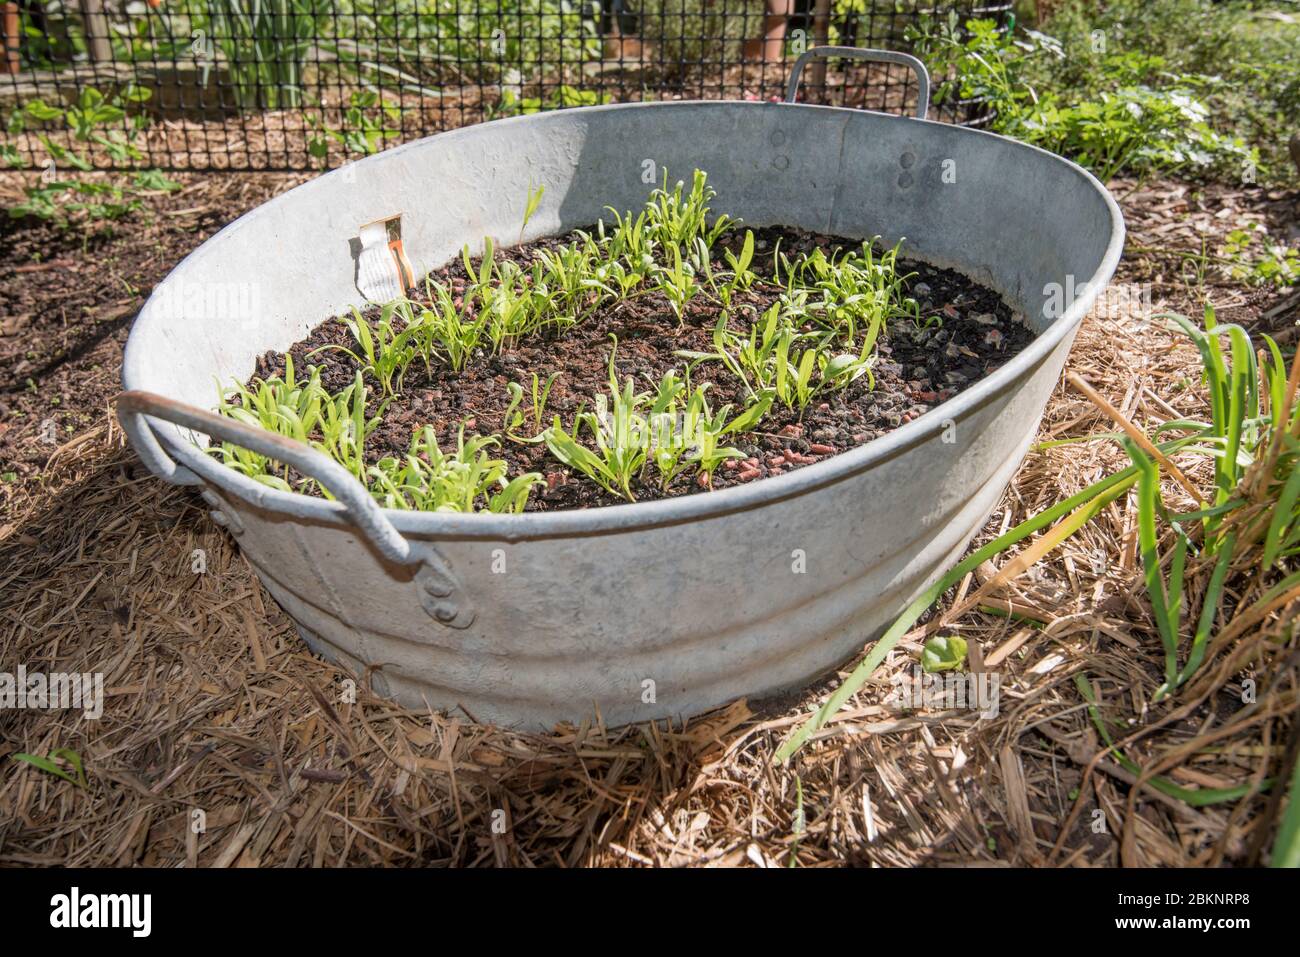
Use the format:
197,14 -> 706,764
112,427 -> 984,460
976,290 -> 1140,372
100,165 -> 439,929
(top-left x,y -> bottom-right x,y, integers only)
253,225 -> 1035,511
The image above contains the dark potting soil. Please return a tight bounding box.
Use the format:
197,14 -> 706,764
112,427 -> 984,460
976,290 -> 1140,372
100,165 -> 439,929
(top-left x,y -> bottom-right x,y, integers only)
250,225 -> 1035,511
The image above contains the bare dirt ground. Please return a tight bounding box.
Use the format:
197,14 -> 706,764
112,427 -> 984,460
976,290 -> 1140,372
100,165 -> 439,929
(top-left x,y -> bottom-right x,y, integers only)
1,164 -> 1297,866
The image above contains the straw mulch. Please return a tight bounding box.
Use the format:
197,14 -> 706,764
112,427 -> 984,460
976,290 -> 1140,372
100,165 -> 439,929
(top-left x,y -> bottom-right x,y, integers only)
0,173 -> 1296,867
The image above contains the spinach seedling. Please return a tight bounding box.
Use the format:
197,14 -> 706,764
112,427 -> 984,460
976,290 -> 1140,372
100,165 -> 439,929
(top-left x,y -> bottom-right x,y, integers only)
418,280 -> 487,373
503,371 -> 561,441
312,305 -> 417,397
367,425 -> 543,513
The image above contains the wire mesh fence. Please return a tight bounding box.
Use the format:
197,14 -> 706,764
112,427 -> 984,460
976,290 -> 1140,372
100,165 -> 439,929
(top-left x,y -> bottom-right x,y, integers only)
1,1 -> 1011,172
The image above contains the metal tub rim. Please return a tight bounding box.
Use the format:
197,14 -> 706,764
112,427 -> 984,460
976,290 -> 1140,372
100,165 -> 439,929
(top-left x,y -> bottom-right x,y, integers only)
121,99 -> 1125,543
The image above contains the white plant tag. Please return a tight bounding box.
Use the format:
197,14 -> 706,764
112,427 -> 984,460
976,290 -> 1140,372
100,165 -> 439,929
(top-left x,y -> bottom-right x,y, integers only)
356,215 -> 414,302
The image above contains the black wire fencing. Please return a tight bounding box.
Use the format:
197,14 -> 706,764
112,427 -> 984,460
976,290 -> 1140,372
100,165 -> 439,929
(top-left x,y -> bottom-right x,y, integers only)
1,1 -> 1012,172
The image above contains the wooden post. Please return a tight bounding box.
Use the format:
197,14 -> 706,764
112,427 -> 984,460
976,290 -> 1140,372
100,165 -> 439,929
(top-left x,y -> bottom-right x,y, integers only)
808,0 -> 832,97
2,2 -> 19,75
79,0 -> 111,63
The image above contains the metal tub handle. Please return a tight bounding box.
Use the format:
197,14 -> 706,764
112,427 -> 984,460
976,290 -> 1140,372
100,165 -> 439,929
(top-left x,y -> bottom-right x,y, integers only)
116,390 -> 476,629
785,46 -> 931,120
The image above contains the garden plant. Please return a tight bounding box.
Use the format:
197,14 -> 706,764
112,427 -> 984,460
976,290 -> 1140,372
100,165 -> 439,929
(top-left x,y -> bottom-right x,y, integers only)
216,169 -> 1027,507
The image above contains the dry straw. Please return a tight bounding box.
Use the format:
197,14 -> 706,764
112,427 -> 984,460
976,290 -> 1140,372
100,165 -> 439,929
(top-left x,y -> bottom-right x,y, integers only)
1,174 -> 1296,867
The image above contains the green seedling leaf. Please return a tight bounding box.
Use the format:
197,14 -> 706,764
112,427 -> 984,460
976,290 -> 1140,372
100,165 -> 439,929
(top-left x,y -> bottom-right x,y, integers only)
921,635 -> 968,673
24,99 -> 64,122
522,183 -> 545,235
13,748 -> 88,788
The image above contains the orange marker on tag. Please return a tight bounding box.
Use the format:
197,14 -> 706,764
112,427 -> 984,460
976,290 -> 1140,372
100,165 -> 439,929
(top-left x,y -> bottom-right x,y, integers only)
356,215 -> 415,302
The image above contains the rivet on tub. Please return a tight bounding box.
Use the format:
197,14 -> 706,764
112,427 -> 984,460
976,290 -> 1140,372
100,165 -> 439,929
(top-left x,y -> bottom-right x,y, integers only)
418,572 -> 453,599
200,489 -> 245,534
410,544 -> 476,630
428,602 -> 458,624
209,508 -> 245,536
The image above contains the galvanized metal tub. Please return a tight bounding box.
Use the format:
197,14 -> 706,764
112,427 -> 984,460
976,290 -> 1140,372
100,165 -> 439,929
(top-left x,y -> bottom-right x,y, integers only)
119,53 -> 1124,730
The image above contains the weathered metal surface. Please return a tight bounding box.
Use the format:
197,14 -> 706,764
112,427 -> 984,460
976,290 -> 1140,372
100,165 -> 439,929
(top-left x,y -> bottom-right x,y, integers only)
119,88 -> 1123,730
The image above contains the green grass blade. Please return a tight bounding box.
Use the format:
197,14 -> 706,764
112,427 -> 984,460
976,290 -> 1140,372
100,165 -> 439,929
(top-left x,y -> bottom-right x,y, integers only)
775,467 -> 1138,763
1271,753 -> 1300,867
1174,531 -> 1234,690
1263,465 -> 1300,569
1076,675 -> 1266,807
1130,441 -> 1180,689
